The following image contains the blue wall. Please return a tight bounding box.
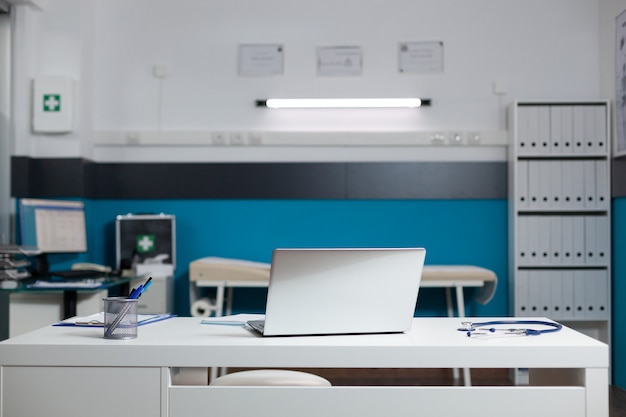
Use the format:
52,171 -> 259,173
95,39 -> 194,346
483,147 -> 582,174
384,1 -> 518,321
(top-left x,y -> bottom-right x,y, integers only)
45,199 -> 508,318
613,198 -> 626,387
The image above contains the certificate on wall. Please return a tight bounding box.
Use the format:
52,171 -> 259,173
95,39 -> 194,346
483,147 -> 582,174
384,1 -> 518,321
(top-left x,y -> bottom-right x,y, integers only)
238,44 -> 284,76
399,41 -> 444,74
317,46 -> 362,76
615,9 -> 626,157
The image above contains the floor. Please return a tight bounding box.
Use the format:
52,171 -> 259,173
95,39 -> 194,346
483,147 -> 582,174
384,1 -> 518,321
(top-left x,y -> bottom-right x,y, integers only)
228,367 -> 626,416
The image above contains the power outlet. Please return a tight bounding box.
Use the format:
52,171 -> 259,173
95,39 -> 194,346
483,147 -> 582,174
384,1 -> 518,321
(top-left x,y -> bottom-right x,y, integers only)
211,132 -> 226,145
229,132 -> 245,145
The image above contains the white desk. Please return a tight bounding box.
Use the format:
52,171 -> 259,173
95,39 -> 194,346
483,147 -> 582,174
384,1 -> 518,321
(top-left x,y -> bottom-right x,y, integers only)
0,316 -> 608,417
189,258 -> 496,384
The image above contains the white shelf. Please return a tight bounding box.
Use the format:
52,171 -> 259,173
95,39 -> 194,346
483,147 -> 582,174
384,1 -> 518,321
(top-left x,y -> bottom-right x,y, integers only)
508,101 -> 611,346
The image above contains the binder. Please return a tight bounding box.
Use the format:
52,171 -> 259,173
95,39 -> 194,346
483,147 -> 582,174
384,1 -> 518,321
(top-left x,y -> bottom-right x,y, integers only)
526,106 -> 540,155
549,216 -> 562,266
594,216 -> 610,266
584,270 -> 598,319
594,270 -> 609,320
527,271 -> 539,315
517,160 -> 529,209
595,104 -> 607,153
538,270 -> 552,315
560,105 -> 574,154
550,105 -> 563,154
570,160 -> 585,209
528,160 -> 541,208
573,106 -> 585,154
561,270 -> 575,319
526,216 -> 541,265
561,161 -> 575,209
538,106 -> 551,155
517,216 -> 529,265
583,160 -> 597,209
517,105 -> 530,155
516,270 -> 529,316
538,161 -> 552,208
573,270 -> 586,318
549,160 -> 562,209
572,216 -> 585,265
584,216 -> 598,265
550,270 -> 562,318
583,105 -> 597,155
560,216 -> 574,265
595,160 -> 609,210
537,216 -> 551,266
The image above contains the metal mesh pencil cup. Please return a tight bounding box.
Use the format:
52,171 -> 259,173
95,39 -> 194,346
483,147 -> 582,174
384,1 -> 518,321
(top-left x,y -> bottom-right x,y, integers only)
103,296 -> 138,339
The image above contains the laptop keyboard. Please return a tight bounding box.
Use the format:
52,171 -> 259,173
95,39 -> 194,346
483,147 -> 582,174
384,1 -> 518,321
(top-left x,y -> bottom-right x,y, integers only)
247,319 -> 265,333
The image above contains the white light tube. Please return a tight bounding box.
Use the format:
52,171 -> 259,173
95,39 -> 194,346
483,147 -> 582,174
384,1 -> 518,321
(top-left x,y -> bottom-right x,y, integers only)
261,98 -> 429,109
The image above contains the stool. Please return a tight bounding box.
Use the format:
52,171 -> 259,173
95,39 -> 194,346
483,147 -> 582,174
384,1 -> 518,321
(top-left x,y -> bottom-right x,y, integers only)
209,370 -> 332,386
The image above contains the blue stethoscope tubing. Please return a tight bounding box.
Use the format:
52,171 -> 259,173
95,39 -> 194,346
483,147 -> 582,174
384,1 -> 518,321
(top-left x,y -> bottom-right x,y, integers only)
458,320 -> 563,337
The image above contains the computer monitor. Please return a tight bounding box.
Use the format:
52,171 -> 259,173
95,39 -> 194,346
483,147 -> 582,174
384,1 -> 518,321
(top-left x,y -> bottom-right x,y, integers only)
18,198 -> 87,275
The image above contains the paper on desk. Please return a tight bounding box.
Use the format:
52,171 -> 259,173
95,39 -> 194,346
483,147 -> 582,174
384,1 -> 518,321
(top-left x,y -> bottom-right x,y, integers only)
28,280 -> 103,289
53,312 -> 176,327
200,313 -> 263,326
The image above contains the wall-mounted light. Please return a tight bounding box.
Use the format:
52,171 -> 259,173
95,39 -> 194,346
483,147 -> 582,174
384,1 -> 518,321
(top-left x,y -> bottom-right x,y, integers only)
255,98 -> 431,109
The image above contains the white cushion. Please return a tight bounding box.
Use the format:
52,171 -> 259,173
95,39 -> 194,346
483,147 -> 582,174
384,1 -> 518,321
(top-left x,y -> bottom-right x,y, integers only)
210,370 -> 331,386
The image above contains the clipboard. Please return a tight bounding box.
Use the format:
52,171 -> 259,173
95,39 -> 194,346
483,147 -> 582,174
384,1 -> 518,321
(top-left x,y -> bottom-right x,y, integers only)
53,312 -> 176,327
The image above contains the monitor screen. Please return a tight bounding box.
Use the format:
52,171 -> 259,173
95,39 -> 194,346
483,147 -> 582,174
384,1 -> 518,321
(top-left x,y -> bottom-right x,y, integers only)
19,198 -> 87,253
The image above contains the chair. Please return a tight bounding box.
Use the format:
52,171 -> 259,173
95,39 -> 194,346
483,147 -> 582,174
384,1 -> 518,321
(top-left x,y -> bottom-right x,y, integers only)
209,370 -> 332,386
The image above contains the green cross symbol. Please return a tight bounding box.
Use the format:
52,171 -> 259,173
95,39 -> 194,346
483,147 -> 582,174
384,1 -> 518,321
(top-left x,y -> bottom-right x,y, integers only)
43,94 -> 61,112
136,234 -> 155,253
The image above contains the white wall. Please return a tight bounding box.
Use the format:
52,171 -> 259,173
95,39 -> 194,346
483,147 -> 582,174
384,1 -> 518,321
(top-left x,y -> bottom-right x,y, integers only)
10,0 -> 608,162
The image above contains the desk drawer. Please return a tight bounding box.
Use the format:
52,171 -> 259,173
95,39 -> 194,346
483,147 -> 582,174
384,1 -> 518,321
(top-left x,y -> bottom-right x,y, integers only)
3,366 -> 162,417
168,383 -> 585,417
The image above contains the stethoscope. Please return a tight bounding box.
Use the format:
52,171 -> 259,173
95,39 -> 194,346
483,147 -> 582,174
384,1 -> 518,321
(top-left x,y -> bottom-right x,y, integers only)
458,320 -> 562,337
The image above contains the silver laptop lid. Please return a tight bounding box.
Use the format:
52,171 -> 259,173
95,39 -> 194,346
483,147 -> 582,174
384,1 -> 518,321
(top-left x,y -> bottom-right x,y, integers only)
262,247 -> 426,336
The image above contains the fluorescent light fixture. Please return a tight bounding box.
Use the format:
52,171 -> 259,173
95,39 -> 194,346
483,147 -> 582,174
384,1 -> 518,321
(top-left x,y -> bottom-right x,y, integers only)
256,98 -> 431,109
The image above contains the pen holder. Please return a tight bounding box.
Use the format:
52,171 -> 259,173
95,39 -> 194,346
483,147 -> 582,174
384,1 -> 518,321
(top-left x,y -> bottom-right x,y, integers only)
103,297 -> 138,339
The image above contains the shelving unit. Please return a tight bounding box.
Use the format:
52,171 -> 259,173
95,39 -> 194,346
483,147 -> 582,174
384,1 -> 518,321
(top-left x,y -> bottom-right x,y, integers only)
508,101 -> 611,346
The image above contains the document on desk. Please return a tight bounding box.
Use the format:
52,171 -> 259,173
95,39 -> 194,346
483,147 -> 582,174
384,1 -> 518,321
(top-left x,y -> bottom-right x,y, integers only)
201,313 -> 262,326
27,280 -> 103,289
53,312 -> 176,327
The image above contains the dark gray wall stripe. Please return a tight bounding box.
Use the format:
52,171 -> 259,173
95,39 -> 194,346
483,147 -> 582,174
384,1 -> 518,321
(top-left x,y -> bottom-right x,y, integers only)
11,157 -> 507,200
613,159 -> 626,198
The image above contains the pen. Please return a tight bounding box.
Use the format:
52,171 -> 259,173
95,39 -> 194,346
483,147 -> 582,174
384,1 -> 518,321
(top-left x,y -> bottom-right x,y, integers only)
105,276 -> 152,337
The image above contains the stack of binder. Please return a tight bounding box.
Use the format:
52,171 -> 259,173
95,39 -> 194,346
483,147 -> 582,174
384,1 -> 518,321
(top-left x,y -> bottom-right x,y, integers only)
0,245 -> 39,288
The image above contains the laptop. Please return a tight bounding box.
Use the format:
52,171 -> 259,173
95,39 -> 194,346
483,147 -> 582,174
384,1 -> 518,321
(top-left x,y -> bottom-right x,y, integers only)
247,247 -> 426,336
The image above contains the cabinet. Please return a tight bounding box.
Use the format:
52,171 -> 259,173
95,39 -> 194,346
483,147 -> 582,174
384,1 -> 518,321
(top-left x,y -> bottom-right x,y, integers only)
508,101 -> 611,344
